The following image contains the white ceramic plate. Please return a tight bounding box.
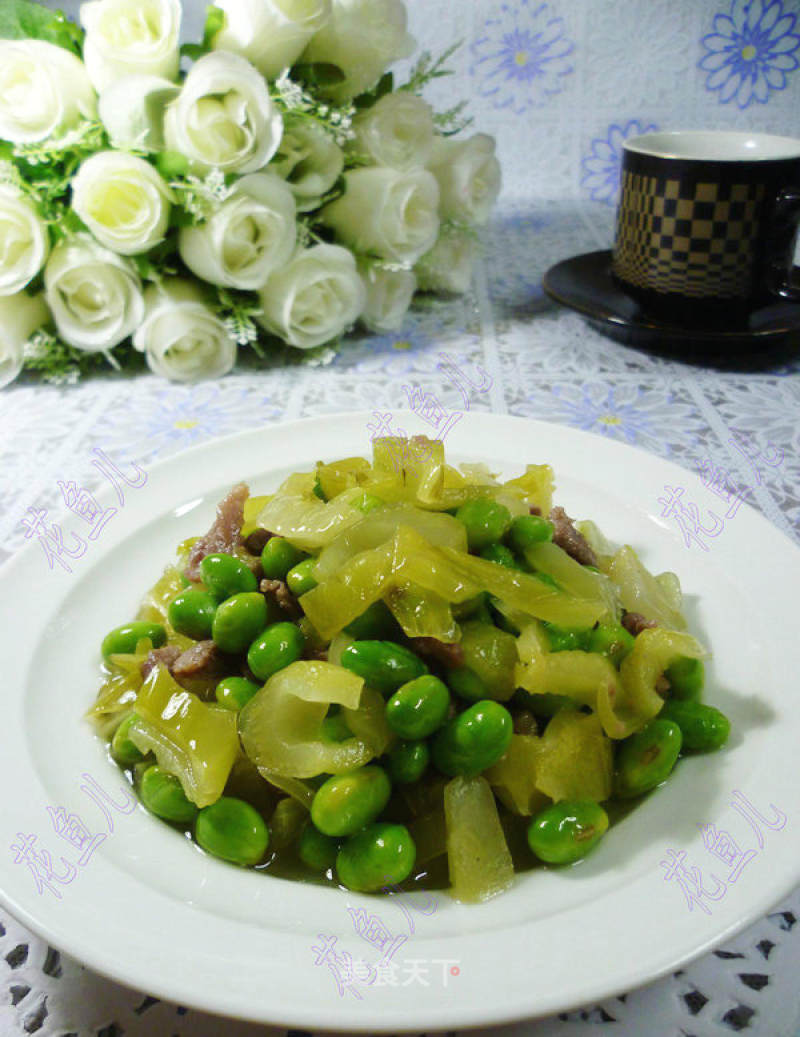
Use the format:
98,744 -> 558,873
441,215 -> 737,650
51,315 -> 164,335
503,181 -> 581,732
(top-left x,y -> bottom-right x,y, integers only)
1,410 -> 799,1032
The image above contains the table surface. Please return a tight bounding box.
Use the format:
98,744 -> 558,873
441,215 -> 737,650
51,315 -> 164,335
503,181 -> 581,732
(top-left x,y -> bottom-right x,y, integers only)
3,0 -> 800,1032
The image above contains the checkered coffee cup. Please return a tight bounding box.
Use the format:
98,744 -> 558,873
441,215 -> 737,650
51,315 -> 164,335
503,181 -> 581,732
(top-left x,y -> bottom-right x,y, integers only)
612,131 -> 800,323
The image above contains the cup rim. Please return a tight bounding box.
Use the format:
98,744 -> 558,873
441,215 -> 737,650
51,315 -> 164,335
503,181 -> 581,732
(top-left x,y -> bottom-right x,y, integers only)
623,130 -> 800,162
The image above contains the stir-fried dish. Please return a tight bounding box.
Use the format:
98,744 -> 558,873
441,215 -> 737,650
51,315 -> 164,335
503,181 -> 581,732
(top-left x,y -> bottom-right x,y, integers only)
87,437 -> 730,902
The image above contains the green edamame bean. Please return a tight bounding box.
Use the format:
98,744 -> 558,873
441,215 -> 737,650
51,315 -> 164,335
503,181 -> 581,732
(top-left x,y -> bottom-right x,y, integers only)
588,622 -> 635,666
110,713 -> 145,766
212,592 -> 268,654
139,766 -> 198,824
506,514 -> 554,552
167,589 -> 217,640
286,557 -> 318,596
247,621 -> 305,682
195,796 -> 270,866
340,641 -> 428,695
543,622 -> 592,653
432,700 -> 513,777
344,600 -> 402,640
527,800 -> 609,864
665,657 -> 705,701
387,740 -> 430,784
298,823 -> 340,871
659,700 -> 731,752
447,666 -> 489,702
102,621 -> 166,659
385,675 -> 450,740
354,493 -> 384,515
311,765 -> 392,837
321,711 -> 352,743
455,499 -> 513,552
215,676 -> 261,711
200,552 -> 258,600
260,537 -> 308,581
614,718 -> 683,798
336,822 -> 416,892
479,543 -> 520,569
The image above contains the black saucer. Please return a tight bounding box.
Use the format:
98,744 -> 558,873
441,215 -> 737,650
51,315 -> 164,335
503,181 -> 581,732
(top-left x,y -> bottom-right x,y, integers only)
543,249 -> 800,368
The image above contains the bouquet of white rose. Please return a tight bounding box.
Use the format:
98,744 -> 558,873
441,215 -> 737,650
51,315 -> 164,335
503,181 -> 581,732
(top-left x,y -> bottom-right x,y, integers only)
0,0 -> 501,387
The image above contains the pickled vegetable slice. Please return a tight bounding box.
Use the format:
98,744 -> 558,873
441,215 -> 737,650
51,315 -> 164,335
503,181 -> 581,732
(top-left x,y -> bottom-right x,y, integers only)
256,487 -> 368,552
605,546 -> 687,630
314,501 -> 467,580
128,665 -> 240,808
444,775 -> 514,902
535,712 -> 613,803
238,660 -> 378,778
484,735 -> 547,816
384,581 -> 460,643
503,463 -> 554,515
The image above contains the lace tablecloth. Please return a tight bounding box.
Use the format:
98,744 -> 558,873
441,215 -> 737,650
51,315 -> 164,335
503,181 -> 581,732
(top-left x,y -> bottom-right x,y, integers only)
3,0 -> 800,1032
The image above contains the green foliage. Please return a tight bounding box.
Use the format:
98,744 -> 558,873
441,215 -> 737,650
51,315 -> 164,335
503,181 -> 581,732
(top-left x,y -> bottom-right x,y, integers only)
22,330 -> 143,385
291,63 -> 347,89
353,73 -> 395,111
0,0 -> 83,55
401,41 -> 463,94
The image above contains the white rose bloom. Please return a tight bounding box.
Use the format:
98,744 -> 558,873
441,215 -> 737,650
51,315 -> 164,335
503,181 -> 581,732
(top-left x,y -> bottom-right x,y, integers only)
0,185 -> 50,296
321,167 -> 439,265
301,0 -> 415,102
351,93 -> 434,171
164,51 -> 283,174
0,292 -> 50,390
270,118 -> 344,212
98,75 -> 180,151
358,261 -> 415,333
179,173 -> 297,290
134,279 -> 237,382
80,0 -> 181,92
71,151 -> 173,256
427,134 -> 502,226
0,40 -> 96,144
258,244 -> 366,349
415,228 -> 478,295
212,0 -> 332,80
44,235 -> 145,351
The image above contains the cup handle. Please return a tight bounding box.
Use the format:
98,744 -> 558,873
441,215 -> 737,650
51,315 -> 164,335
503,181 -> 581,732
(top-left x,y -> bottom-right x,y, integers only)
767,187 -> 800,302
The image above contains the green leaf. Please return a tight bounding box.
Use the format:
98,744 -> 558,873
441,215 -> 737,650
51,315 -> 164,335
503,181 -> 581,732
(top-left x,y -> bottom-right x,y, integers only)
291,62 -> 347,88
203,4 -> 225,45
0,1 -> 83,55
181,5 -> 226,62
353,72 -> 394,110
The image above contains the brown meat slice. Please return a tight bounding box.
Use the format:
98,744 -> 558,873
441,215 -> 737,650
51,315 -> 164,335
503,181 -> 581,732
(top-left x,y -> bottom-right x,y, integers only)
548,506 -> 598,567
185,483 -> 249,580
244,528 -> 272,556
172,640 -> 223,679
621,611 -> 658,636
260,578 -> 302,620
408,636 -> 465,669
140,645 -> 181,680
